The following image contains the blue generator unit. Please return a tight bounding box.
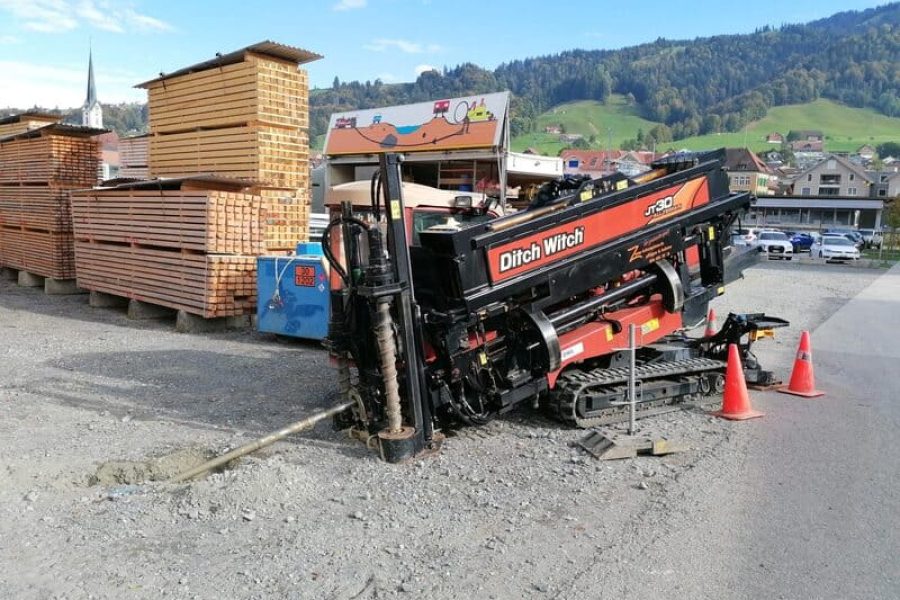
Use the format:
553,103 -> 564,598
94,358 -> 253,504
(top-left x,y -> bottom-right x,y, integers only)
257,243 -> 330,340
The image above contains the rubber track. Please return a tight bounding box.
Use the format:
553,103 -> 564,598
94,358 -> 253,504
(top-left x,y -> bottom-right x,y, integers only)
550,358 -> 725,428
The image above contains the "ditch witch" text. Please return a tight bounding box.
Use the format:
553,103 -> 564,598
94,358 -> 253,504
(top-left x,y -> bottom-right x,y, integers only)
498,226 -> 585,273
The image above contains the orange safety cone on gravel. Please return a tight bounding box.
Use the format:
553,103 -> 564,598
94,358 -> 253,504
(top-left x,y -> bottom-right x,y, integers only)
704,308 -> 717,338
779,331 -> 825,398
712,343 -> 764,420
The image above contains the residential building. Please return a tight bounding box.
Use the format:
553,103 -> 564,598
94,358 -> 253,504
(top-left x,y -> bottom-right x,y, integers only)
723,147 -> 774,196
560,150 -> 657,178
791,154 -> 872,197
789,130 -> 824,143
765,132 -> 784,144
857,144 -> 876,161
870,171 -> 900,198
544,125 -> 562,135
559,133 -> 584,144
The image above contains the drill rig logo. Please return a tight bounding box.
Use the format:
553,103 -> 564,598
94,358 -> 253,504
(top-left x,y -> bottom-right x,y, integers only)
644,195 -> 677,218
498,226 -> 585,273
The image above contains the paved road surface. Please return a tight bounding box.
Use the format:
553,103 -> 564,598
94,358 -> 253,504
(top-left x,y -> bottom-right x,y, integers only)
563,263 -> 900,599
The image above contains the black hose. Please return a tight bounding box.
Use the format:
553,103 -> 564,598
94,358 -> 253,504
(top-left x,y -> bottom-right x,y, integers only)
370,170 -> 382,221
321,216 -> 371,286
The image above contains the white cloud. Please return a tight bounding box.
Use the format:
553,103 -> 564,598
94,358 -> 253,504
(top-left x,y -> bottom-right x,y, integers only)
363,38 -> 443,54
0,34 -> 22,44
0,59 -> 146,108
333,0 -> 366,10
415,64 -> 437,76
0,0 -> 172,35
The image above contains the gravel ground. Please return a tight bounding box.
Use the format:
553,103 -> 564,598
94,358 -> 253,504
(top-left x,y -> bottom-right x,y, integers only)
0,261 -> 882,599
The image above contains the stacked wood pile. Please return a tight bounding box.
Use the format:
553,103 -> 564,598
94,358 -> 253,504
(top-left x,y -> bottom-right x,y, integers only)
139,41 -> 320,251
70,177 -> 263,318
119,135 -> 149,179
0,124 -> 101,279
0,112 -> 59,138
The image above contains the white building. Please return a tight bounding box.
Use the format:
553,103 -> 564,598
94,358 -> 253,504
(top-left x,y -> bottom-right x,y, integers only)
82,51 -> 103,129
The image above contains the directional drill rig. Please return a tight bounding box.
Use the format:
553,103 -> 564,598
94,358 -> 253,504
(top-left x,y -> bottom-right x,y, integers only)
324,150 -> 786,462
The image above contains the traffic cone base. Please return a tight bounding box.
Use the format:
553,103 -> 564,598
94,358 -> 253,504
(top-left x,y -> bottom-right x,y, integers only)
711,343 -> 764,421
779,331 -> 825,398
704,308 -> 716,338
711,406 -> 764,420
777,385 -> 824,398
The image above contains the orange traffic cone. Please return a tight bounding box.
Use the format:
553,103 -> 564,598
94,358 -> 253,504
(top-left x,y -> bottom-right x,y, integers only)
704,308 -> 717,338
779,331 -> 824,398
712,343 -> 764,420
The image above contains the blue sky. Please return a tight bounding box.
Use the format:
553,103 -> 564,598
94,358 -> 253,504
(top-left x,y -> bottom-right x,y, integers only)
0,0 -> 891,108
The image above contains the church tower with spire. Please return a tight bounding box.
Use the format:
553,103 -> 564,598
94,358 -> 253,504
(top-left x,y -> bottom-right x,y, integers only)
82,49 -> 103,128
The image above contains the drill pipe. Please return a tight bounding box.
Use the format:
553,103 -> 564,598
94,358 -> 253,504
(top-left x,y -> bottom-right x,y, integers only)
168,400 -> 354,483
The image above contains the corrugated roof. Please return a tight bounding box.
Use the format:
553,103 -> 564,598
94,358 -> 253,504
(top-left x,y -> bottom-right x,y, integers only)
0,112 -> 60,126
136,40 -> 322,88
0,123 -> 107,142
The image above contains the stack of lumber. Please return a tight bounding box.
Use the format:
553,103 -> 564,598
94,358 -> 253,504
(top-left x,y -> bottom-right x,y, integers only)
71,177 -> 264,318
140,41 -> 320,251
0,112 -> 59,138
119,135 -> 149,179
0,124 -> 101,279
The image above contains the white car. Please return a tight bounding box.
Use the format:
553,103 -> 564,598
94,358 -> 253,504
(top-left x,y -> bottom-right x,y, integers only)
752,230 -> 794,260
811,235 -> 861,262
731,228 -> 757,246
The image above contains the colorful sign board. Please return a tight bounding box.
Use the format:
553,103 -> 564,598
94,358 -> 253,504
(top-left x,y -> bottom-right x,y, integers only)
324,91 -> 510,156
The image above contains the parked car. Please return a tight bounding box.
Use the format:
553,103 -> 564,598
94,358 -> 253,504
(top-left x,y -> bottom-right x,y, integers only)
811,235 -> 861,262
823,228 -> 864,249
790,232 -> 815,253
732,228 -> 757,246
858,228 -> 883,249
752,231 -> 794,260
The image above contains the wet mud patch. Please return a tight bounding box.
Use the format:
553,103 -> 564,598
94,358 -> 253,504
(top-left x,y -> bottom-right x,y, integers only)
88,447 -> 224,485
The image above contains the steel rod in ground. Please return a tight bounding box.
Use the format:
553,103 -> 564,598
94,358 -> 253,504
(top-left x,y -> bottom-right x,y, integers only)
168,400 -> 355,483
628,323 -> 637,436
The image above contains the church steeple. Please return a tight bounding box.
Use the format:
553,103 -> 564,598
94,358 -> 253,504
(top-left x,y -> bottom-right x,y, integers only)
82,48 -> 103,128
86,50 -> 97,106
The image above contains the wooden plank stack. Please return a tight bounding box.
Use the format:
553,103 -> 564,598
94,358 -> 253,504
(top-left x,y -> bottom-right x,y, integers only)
119,135 -> 149,179
0,112 -> 59,138
140,41 -> 320,251
0,124 -> 101,279
70,178 -> 264,318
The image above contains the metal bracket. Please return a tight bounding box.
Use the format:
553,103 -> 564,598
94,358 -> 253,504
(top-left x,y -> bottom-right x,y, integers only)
577,429 -> 686,461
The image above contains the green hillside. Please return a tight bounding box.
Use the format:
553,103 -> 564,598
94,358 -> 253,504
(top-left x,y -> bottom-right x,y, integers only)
670,100 -> 900,153
512,98 -> 900,156
511,96 -> 660,154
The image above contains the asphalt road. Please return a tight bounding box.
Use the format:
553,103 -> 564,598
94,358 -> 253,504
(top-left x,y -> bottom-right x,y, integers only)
563,263 -> 900,599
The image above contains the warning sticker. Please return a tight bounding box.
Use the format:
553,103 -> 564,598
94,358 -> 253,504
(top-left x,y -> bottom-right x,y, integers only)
294,265 -> 316,287
561,342 -> 585,362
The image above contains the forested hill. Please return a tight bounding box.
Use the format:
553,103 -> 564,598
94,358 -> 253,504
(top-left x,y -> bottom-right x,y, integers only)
311,3 -> 900,143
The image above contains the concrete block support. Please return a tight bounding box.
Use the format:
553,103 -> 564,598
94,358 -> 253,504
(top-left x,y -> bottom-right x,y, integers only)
44,278 -> 85,295
17,271 -> 44,287
127,299 -> 176,320
0,268 -> 18,281
89,291 -> 129,309
175,311 -> 250,333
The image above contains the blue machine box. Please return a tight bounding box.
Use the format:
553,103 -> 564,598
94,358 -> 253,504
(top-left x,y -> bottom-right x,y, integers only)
257,243 -> 330,340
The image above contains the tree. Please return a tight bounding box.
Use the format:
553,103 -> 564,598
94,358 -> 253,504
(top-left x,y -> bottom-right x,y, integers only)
876,142 -> 900,158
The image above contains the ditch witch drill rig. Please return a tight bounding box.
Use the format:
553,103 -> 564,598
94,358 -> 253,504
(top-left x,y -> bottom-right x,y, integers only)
324,150 -> 786,462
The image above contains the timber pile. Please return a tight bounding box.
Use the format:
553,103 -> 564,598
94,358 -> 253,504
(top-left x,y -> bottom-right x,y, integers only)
70,177 -> 263,318
140,41 -> 320,251
119,135 -> 149,179
0,124 -> 102,279
0,112 -> 59,138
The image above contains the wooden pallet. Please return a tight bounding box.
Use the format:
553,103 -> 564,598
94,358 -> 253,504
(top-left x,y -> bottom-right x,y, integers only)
70,188 -> 264,255
74,241 -> 257,318
145,54 -> 309,134
0,186 -> 73,232
0,226 -> 75,279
